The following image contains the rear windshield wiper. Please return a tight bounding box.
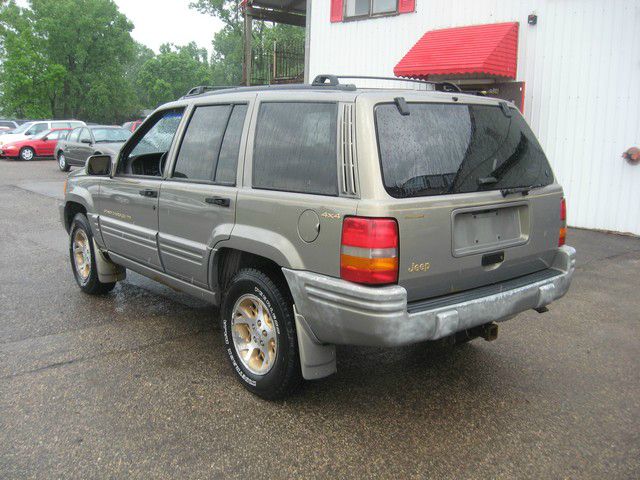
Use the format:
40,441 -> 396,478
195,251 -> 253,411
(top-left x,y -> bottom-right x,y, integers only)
500,183 -> 546,197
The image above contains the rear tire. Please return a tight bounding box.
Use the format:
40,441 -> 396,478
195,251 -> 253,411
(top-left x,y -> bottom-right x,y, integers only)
19,147 -> 35,161
58,152 -> 70,172
69,213 -> 115,295
221,268 -> 302,400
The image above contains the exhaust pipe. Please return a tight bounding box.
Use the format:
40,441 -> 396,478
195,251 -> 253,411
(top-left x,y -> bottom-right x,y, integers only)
481,322 -> 499,342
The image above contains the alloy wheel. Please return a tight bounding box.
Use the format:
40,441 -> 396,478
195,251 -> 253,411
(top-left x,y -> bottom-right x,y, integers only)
21,148 -> 34,161
231,294 -> 278,376
72,229 -> 91,283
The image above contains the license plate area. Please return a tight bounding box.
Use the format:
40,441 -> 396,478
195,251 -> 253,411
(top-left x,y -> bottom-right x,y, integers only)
452,202 -> 529,257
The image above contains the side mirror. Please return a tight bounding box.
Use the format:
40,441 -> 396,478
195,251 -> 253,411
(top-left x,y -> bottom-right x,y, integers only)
86,154 -> 112,176
81,138 -> 92,144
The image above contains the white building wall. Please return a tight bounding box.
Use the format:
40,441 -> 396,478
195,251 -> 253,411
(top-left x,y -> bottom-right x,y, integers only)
309,0 -> 640,235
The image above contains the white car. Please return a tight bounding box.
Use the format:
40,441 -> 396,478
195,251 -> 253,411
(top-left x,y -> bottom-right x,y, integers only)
0,120 -> 85,146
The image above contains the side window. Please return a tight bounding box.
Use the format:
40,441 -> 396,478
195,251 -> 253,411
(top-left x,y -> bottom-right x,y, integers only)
173,105 -> 232,181
54,130 -> 69,140
252,102 -> 338,196
216,104 -> 248,184
27,123 -> 48,135
333,0 -> 413,22
52,122 -> 69,129
79,128 -> 92,143
118,108 -> 184,177
68,128 -> 81,143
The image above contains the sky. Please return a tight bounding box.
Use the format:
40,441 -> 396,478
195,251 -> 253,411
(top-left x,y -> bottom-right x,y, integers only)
114,0 -> 224,56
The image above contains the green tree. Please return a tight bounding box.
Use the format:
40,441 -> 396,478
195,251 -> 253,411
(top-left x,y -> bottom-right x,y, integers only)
0,1 -> 65,118
136,42 -> 212,108
190,0 -> 305,86
0,0 -> 139,122
30,0 -> 138,121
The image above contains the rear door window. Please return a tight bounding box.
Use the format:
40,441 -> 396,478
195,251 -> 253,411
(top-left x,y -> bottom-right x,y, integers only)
173,105 -> 232,181
52,122 -> 70,129
48,130 -> 67,140
252,102 -> 338,196
375,103 -> 553,198
215,104 -> 248,184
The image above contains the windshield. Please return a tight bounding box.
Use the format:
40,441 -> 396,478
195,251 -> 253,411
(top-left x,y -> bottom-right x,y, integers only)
11,122 -> 33,134
91,128 -> 130,143
375,103 -> 554,198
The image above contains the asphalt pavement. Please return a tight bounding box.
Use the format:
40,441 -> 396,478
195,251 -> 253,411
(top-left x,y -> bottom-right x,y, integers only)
1,159 -> 639,479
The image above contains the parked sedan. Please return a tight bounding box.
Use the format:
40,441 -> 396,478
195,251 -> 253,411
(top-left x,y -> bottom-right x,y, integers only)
0,119 -> 85,145
0,119 -> 19,132
56,125 -> 130,172
0,128 -> 71,161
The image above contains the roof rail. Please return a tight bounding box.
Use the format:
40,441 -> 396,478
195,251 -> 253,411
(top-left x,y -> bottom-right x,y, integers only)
183,85 -> 235,97
181,82 -> 357,99
311,74 -> 462,93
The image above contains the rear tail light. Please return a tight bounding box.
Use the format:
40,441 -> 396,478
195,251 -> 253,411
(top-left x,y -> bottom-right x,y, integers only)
340,216 -> 399,285
559,198 -> 567,246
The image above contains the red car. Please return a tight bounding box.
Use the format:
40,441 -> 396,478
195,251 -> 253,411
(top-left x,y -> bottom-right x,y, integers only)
122,120 -> 143,133
0,128 -> 71,161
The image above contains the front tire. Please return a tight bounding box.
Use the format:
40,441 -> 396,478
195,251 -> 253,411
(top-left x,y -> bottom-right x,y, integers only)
58,152 -> 70,172
19,147 -> 35,161
221,268 -> 302,400
69,213 -> 115,294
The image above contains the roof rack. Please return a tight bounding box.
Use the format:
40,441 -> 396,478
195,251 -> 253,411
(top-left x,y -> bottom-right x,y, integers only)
181,74 -> 462,100
312,74 -> 462,93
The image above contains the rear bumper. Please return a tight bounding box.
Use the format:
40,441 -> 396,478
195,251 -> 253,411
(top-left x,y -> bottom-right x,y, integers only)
283,245 -> 576,348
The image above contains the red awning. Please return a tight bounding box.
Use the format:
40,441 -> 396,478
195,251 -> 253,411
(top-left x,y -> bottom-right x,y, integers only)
394,22 -> 519,80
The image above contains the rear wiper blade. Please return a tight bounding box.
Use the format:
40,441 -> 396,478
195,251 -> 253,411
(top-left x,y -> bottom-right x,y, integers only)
500,184 -> 545,197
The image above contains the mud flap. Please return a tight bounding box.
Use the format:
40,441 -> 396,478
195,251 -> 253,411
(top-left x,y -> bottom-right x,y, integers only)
93,239 -> 126,283
294,307 -> 336,380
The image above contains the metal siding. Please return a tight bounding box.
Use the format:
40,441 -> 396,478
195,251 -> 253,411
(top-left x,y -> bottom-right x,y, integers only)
309,0 -> 640,234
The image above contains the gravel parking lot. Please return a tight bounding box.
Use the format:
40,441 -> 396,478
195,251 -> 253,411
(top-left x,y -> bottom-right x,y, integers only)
1,159 -> 639,479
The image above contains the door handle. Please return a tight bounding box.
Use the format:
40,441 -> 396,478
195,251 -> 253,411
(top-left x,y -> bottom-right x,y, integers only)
205,196 -> 230,207
139,189 -> 158,198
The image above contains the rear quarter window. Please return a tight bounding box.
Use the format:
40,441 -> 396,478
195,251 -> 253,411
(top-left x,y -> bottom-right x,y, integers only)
252,102 -> 338,196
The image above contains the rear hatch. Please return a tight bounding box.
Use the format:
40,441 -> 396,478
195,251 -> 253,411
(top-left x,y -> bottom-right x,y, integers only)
365,97 -> 563,302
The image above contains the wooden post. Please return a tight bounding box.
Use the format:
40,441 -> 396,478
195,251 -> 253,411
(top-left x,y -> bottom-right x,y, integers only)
272,41 -> 277,84
243,12 -> 253,86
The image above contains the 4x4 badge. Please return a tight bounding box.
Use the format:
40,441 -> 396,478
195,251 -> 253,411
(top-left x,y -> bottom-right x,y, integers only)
321,212 -> 340,219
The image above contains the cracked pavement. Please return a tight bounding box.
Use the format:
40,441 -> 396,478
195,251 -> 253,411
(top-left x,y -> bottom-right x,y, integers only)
1,159 -> 639,479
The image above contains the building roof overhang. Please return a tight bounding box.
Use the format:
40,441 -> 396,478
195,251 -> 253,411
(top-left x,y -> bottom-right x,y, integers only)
241,0 -> 306,26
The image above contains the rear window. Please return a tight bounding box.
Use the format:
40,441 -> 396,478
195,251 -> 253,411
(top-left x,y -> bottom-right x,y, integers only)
375,103 -> 553,198
252,102 -> 338,196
